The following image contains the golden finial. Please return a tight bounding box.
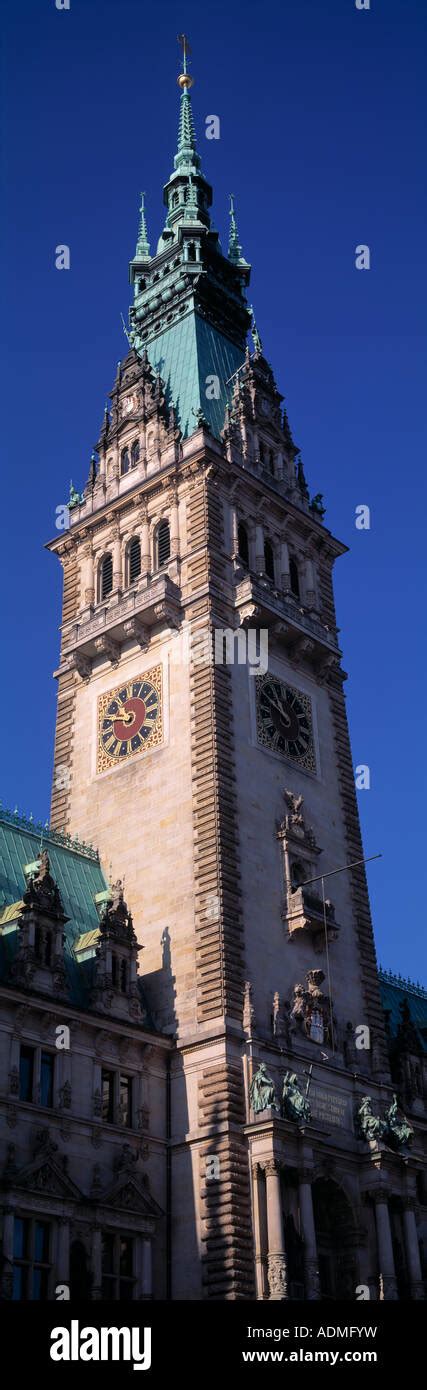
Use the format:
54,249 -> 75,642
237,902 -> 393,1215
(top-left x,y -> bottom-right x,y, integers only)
177,33 -> 194,89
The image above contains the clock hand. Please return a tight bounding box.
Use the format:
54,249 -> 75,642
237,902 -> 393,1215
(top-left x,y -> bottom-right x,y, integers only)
267,694 -> 292,728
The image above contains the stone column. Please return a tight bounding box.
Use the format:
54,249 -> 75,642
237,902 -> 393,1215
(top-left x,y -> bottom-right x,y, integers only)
255,523 -> 265,575
112,528 -> 122,592
230,502 -> 239,560
141,1239 -> 152,1299
299,1170 -> 321,1299
252,1163 -> 268,1300
264,1160 -> 288,1299
1,1205 -> 14,1299
91,1224 -> 102,1300
402,1199 -> 424,1299
140,509 -> 150,578
305,558 -> 316,608
280,539 -> 290,592
170,490 -> 179,558
56,1217 -> 70,1294
81,545 -> 94,607
374,1190 -> 398,1300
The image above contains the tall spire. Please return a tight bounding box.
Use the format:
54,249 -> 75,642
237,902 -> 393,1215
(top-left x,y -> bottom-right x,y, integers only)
135,192 -> 150,260
228,193 -> 247,265
174,35 -> 201,174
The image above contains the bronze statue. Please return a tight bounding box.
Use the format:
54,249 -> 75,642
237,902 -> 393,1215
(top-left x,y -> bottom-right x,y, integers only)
382,1094 -> 413,1150
282,1071 -> 311,1125
250,1063 -> 279,1114
354,1096 -> 385,1142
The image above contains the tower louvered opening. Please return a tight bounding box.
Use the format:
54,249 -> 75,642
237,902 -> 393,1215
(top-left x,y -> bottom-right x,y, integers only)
129,536 -> 141,584
101,553 -> 113,599
157,520 -> 170,568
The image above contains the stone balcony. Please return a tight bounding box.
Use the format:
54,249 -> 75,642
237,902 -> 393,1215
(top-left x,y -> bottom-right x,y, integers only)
234,574 -> 341,669
58,574 -> 181,678
283,885 -> 340,949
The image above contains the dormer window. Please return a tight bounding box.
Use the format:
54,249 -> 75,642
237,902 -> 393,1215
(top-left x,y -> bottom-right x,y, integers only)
264,539 -> 275,582
121,447 -> 130,475
237,522 -> 249,568
289,557 -> 300,599
100,553 -> 113,600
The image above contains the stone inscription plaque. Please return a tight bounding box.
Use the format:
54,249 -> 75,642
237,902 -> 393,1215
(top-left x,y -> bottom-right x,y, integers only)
309,1085 -> 353,1131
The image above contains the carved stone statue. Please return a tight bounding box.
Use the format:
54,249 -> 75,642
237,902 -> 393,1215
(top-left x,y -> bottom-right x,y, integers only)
382,1094 -> 413,1151
282,1071 -> 311,1125
250,1063 -> 279,1114
289,971 -> 334,1047
272,992 -> 291,1045
354,1096 -> 385,1143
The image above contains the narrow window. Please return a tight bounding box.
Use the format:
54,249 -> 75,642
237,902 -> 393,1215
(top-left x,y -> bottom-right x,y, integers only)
138,278 -> 146,293
101,1069 -> 114,1124
264,539 -> 275,582
111,954 -> 118,988
157,519 -> 170,568
269,450 -> 275,476
120,959 -> 128,993
121,448 -> 130,475
101,1233 -> 135,1301
237,522 -> 249,568
12,1218 -> 51,1301
44,932 -> 52,966
259,441 -> 265,464
129,536 -> 141,584
40,1052 -> 54,1108
119,1074 -> 132,1127
19,1046 -> 34,1103
187,241 -> 196,261
131,439 -> 140,467
289,557 -> 300,599
101,553 -> 113,599
34,926 -> 43,961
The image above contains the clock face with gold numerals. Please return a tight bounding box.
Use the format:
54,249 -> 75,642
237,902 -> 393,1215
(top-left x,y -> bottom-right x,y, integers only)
97,666 -> 163,772
255,672 -> 316,772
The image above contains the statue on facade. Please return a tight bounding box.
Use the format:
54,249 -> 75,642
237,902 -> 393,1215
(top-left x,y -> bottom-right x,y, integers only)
250,1063 -> 279,1114
354,1096 -> 385,1143
382,1094 -> 413,1151
282,1071 -> 311,1125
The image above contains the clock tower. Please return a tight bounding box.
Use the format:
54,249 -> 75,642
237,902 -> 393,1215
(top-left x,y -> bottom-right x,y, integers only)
48,50 -> 394,1301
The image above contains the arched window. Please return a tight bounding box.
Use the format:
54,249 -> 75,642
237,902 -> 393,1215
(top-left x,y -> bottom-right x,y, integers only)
156,519 -> 170,569
264,539 -> 275,582
121,447 -> 130,475
269,450 -> 275,476
291,861 -> 306,890
129,536 -> 141,585
101,553 -> 113,600
237,522 -> 249,568
120,960 -> 128,994
289,557 -> 300,599
172,191 -> 179,208
131,439 -> 140,467
138,278 -> 146,293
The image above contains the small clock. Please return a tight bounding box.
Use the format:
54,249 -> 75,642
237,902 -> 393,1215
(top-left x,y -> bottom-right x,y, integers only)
255,672 -> 316,771
97,666 -> 163,772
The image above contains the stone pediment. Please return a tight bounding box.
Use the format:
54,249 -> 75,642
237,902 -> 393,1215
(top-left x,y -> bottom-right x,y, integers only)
101,1175 -> 163,1219
11,1156 -> 83,1202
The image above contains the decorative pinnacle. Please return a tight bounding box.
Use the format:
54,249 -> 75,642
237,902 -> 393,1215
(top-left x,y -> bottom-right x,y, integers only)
228,194 -> 242,262
135,192 -> 150,260
250,305 -> 263,354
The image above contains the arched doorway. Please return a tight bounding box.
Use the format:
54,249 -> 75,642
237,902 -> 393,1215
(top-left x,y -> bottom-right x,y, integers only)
312,1178 -> 358,1300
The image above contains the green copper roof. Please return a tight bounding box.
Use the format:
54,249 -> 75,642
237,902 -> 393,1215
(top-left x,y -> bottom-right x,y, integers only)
174,87 -> 201,175
146,310 -> 245,439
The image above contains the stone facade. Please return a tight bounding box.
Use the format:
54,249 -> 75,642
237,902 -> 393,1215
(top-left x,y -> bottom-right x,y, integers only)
1,56 -> 426,1302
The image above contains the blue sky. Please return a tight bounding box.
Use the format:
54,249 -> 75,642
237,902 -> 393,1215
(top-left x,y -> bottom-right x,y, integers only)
1,0 -> 426,979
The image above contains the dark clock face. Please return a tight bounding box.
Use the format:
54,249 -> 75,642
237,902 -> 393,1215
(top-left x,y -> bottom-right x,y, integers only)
255,673 -> 316,771
97,667 -> 163,772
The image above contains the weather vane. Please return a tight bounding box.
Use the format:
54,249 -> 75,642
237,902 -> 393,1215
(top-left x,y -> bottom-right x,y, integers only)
177,33 -> 194,88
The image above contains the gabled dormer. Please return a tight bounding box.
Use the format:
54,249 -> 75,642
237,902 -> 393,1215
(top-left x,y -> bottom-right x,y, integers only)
88,879 -> 143,1021
12,851 -> 69,996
